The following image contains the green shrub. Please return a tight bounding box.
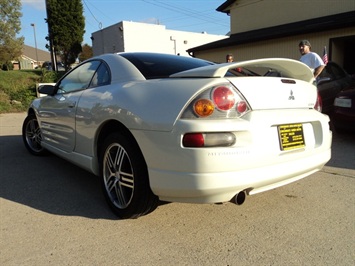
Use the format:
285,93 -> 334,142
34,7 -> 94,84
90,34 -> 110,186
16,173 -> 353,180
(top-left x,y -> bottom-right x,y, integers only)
0,69 -> 61,113
40,68 -> 59,82
2,62 -> 14,71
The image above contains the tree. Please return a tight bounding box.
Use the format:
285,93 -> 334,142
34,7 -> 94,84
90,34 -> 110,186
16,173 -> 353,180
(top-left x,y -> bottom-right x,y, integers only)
45,0 -> 85,70
0,0 -> 24,69
79,43 -> 93,62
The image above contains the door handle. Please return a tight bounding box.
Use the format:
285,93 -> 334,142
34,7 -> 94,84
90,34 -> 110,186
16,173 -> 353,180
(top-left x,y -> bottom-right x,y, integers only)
68,101 -> 76,108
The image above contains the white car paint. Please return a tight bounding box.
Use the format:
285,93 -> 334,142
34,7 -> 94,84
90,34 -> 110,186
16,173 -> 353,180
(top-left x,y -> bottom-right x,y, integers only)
25,53 -> 332,215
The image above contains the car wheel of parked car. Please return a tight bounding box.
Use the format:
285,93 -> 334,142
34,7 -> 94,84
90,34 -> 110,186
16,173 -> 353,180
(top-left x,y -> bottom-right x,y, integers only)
100,132 -> 159,219
22,114 -> 47,156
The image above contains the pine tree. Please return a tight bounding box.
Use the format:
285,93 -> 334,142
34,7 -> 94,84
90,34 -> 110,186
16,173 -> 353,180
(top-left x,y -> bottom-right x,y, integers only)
45,0 -> 85,70
0,0 -> 24,70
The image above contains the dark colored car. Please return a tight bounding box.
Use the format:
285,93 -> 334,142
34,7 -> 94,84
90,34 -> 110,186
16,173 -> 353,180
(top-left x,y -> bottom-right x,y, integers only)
317,62 -> 355,114
42,61 -> 65,71
332,89 -> 355,133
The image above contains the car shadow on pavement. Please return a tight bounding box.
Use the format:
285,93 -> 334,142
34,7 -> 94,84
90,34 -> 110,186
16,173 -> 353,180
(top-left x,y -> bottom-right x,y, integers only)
0,135 -> 119,220
326,130 -> 355,170
1,130 -> 353,220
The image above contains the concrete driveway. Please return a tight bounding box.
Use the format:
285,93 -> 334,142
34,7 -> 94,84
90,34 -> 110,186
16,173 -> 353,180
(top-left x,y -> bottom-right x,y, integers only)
1,112 -> 354,265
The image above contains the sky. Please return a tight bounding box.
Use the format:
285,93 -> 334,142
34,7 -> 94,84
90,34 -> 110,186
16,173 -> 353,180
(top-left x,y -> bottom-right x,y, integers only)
20,0 -> 230,52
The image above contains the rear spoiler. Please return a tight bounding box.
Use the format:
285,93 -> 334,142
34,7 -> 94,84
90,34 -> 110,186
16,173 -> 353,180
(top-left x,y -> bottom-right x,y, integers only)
170,58 -> 314,83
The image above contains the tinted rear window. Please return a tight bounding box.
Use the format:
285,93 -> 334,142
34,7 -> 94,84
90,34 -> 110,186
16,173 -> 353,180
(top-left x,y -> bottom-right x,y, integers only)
119,53 -> 212,79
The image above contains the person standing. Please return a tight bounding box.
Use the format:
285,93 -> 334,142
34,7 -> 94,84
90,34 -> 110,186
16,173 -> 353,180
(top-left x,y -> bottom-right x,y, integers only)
299,40 -> 325,79
226,54 -> 234,62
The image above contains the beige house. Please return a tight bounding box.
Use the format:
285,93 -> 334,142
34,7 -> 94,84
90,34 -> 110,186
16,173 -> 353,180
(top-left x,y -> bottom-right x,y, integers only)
13,45 -> 51,70
188,0 -> 355,74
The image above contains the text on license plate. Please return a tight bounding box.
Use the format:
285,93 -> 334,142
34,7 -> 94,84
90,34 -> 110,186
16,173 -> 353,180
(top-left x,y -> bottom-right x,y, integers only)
278,123 -> 305,151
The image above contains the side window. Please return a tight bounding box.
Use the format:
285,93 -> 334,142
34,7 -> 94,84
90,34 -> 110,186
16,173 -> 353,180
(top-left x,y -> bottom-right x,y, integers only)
90,62 -> 110,87
57,61 -> 101,93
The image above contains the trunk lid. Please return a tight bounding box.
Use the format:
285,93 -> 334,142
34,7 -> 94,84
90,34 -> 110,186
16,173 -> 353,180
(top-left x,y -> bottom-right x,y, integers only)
171,58 -> 317,110
228,76 -> 317,110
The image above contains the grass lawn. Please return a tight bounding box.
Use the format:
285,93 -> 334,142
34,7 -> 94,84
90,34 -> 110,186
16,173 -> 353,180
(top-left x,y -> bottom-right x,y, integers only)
0,69 -> 59,113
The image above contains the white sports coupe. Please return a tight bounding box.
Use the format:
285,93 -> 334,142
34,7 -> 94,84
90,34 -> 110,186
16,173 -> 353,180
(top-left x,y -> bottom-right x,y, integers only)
23,52 -> 332,219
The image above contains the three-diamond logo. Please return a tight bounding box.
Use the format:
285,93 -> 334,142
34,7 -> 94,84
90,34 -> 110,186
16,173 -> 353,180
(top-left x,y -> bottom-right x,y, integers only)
288,90 -> 295,100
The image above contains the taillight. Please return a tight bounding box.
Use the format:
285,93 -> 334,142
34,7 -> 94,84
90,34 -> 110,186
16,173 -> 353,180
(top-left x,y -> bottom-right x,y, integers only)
180,83 -> 251,119
236,101 -> 247,114
194,99 -> 214,117
182,133 -> 204,147
212,86 -> 235,111
183,132 -> 236,147
314,92 -> 322,112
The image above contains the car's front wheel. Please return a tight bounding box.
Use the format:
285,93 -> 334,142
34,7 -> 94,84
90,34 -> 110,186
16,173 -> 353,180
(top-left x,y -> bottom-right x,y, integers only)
22,114 -> 47,156
100,132 -> 159,219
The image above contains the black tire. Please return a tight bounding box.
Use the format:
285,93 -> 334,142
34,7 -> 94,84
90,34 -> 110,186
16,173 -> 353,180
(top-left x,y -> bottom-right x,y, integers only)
100,132 -> 159,219
22,114 -> 47,156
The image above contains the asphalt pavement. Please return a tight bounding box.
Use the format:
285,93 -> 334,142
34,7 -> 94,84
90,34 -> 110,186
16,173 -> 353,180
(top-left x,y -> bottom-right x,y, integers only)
1,112 -> 354,265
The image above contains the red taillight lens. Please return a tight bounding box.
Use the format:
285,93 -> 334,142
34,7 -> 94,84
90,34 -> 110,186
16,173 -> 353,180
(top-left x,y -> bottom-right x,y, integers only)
236,101 -> 247,113
212,86 -> 235,111
314,92 -> 322,112
182,132 -> 236,147
182,133 -> 204,147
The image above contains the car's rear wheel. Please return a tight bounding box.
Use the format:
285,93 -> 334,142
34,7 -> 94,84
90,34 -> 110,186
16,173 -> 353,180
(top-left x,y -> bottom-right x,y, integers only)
22,114 -> 47,156
100,132 -> 159,219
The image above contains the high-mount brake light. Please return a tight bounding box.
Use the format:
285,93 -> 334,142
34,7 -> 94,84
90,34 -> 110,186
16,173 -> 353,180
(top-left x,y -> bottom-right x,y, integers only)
212,86 -> 235,111
193,99 -> 214,117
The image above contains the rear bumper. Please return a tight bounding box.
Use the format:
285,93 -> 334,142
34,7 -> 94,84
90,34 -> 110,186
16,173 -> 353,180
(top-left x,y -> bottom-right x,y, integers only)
132,109 -> 332,204
148,148 -> 331,203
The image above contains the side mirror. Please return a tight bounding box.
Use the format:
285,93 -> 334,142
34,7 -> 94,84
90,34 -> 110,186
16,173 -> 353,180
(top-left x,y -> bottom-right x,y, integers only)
38,83 -> 56,97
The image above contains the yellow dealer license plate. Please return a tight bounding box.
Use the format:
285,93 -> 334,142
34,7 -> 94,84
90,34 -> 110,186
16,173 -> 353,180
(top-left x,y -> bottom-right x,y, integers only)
278,123 -> 305,151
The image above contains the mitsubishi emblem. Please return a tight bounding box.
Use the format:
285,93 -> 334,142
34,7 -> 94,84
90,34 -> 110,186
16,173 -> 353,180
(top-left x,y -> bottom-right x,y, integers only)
288,90 -> 295,100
